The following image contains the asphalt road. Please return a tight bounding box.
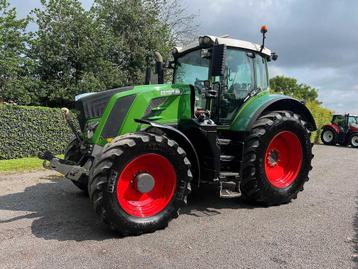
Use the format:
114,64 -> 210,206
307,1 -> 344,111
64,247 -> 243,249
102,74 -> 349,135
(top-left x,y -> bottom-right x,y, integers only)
0,145 -> 357,269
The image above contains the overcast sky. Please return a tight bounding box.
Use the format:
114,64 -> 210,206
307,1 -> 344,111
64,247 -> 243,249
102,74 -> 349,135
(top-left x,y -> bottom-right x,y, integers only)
9,0 -> 358,114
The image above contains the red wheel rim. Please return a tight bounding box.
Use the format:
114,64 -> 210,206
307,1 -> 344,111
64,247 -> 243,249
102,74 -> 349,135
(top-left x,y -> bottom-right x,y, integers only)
264,131 -> 303,188
116,153 -> 176,218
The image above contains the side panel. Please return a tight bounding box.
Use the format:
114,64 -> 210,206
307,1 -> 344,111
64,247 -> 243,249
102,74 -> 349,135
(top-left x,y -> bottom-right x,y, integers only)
350,126 -> 358,132
92,84 -> 192,145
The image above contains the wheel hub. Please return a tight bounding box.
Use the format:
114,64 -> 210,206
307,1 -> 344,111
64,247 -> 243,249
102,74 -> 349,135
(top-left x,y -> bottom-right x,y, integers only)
323,130 -> 333,142
116,153 -> 177,218
352,136 -> 358,147
267,149 -> 280,167
134,173 -> 155,193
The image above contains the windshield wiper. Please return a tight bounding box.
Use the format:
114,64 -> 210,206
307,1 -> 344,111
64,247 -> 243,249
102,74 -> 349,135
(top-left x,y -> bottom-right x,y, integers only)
244,87 -> 261,102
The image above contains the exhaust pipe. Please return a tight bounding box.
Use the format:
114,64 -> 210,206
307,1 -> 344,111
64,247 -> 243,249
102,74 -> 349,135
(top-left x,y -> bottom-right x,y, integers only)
154,52 -> 164,84
61,108 -> 81,142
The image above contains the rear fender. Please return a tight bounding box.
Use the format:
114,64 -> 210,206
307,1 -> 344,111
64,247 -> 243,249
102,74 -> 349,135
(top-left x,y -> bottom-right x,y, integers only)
230,93 -> 317,132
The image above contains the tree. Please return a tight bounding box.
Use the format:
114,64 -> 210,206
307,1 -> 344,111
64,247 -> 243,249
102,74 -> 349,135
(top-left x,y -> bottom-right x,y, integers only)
270,76 -> 319,103
91,0 -> 174,84
0,0 -> 34,104
31,0 -> 128,107
157,0 -> 198,45
29,0 -> 196,107
0,0 -> 197,107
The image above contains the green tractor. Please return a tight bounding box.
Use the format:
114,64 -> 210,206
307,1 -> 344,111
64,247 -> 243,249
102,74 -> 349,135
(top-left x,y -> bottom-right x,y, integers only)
39,26 -> 316,235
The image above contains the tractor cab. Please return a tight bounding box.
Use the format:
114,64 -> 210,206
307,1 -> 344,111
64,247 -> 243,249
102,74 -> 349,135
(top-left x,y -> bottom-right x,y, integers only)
172,32 -> 275,125
330,114 -> 358,132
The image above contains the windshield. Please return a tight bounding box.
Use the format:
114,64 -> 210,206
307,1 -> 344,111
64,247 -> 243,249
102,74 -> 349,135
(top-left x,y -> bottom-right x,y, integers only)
174,50 -> 209,109
349,116 -> 358,126
174,50 -> 209,87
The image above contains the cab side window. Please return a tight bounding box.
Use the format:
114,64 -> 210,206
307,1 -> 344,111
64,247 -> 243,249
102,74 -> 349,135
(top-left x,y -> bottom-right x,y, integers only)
348,116 -> 358,126
332,115 -> 344,127
220,49 -> 254,122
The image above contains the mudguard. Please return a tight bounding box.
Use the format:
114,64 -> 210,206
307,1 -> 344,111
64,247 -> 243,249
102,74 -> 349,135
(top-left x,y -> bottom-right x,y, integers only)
230,92 -> 317,132
322,124 -> 340,134
135,119 -> 201,183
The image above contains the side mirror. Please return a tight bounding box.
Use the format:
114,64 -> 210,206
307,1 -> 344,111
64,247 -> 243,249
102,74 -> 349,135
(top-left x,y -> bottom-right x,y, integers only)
210,44 -> 226,77
271,52 -> 278,61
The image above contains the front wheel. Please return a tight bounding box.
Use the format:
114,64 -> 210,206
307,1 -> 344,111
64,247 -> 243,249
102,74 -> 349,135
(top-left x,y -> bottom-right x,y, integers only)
241,111 -> 313,205
88,132 -> 192,235
349,134 -> 358,148
321,129 -> 337,145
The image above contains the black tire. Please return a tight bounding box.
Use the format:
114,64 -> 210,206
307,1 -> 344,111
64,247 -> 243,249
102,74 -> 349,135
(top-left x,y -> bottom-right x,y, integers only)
321,128 -> 337,145
349,133 -> 358,148
241,111 -> 313,206
88,132 -> 192,235
64,138 -> 89,192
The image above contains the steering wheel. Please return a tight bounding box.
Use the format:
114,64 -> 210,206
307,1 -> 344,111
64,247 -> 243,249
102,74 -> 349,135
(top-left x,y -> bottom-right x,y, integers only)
228,83 -> 251,99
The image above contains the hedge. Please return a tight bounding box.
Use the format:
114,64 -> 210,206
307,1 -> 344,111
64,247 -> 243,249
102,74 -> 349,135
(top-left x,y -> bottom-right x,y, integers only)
306,101 -> 333,144
0,101 -> 332,160
0,104 -> 76,160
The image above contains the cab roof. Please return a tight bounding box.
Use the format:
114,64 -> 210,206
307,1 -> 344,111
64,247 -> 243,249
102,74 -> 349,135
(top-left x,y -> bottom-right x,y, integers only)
175,35 -> 272,57
333,114 -> 358,117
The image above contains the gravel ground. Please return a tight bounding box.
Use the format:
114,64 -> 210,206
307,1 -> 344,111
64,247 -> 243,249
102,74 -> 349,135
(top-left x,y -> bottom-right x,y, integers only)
0,145 -> 357,269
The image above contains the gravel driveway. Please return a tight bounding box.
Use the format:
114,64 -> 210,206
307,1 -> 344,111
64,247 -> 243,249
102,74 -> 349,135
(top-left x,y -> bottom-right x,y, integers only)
0,145 -> 357,269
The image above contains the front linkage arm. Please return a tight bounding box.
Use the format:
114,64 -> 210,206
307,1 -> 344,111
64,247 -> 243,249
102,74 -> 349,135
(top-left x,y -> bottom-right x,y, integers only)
38,151 -> 89,181
37,108 -> 90,181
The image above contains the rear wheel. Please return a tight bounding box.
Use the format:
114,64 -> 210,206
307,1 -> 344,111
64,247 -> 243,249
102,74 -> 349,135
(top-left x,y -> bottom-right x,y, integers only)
64,138 -> 88,192
241,111 -> 313,205
321,129 -> 337,145
349,134 -> 358,148
88,132 -> 192,235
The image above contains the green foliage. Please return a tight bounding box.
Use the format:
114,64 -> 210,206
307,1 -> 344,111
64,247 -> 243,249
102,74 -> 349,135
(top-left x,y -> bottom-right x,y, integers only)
270,76 -> 333,143
30,0 -> 125,106
0,104 -> 74,159
270,76 -> 319,102
0,0 -> 34,105
0,0 -> 195,107
306,101 -> 333,143
92,0 -> 174,84
0,154 -> 63,173
0,156 -> 45,173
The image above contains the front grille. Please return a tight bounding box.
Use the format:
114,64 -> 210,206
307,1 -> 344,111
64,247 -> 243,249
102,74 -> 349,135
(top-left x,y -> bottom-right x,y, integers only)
75,86 -> 133,130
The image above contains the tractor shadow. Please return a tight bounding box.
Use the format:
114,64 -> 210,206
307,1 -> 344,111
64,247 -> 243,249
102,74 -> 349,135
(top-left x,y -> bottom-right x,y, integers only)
0,175 -> 117,242
0,175 -> 258,242
182,185 -> 258,217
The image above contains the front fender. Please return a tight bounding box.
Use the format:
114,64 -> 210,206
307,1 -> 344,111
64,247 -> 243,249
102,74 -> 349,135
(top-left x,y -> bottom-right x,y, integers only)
230,92 -> 317,132
135,119 -> 200,184
322,124 -> 340,134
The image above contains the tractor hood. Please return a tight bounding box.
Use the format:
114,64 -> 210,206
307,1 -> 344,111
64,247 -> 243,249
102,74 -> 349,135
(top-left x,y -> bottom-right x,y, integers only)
74,84 -> 192,138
